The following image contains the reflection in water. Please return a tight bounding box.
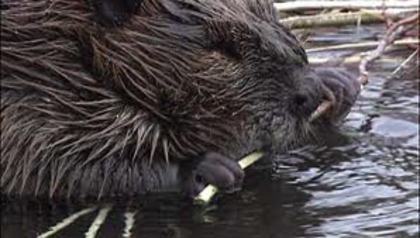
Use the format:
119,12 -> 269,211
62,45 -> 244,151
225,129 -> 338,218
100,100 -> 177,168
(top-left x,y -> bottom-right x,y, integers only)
1,26 -> 419,238
2,174 -> 316,238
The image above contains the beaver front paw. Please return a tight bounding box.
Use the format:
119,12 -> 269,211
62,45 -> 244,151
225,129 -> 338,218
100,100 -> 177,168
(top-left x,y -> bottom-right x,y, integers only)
317,68 -> 361,122
294,68 -> 361,123
183,152 -> 244,197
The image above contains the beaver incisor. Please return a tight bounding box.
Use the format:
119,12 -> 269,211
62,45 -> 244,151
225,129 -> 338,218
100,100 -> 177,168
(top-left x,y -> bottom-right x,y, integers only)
0,0 -> 360,199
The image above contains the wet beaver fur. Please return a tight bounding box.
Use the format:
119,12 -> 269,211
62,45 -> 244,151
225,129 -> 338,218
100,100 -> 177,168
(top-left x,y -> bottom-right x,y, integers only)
1,0 -> 360,200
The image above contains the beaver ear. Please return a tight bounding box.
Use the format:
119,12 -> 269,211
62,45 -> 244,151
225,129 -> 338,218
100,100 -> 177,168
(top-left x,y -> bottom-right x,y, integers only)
91,0 -> 143,27
205,21 -> 261,60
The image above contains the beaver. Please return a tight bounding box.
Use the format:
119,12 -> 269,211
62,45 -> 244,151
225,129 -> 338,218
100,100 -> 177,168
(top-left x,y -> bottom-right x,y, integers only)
0,0 -> 360,200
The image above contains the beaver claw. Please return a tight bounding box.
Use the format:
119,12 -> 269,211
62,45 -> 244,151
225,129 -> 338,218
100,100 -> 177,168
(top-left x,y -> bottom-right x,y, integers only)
318,68 -> 361,122
183,152 -> 244,197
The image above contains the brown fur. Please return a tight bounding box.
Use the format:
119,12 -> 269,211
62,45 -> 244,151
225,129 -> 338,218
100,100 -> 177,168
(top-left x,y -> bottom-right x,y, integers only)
1,0 -> 356,199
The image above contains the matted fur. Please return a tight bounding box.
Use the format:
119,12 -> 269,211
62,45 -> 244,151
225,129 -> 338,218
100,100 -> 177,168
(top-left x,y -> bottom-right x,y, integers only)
1,0 -> 319,199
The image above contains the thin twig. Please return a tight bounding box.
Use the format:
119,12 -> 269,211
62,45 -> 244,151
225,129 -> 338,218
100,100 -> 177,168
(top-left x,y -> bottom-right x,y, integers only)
306,38 -> 418,53
309,55 -> 405,65
390,49 -> 419,77
358,13 -> 419,85
280,9 -> 417,29
274,1 -> 419,12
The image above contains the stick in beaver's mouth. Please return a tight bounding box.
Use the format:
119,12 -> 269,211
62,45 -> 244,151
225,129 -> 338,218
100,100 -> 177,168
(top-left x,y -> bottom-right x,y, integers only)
193,100 -> 333,205
194,77 -> 367,205
193,98 -> 351,205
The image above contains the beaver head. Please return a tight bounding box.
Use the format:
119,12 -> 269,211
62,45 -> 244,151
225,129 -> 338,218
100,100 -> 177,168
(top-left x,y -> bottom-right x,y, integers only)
1,0 -> 360,198
78,0 -> 359,153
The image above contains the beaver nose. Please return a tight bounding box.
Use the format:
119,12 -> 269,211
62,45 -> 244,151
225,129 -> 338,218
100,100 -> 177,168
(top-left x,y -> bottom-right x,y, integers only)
291,70 -> 328,119
294,93 -> 308,107
291,90 -> 322,119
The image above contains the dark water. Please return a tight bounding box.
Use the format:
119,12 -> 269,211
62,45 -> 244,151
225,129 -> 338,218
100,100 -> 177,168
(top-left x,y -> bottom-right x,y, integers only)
2,26 -> 419,237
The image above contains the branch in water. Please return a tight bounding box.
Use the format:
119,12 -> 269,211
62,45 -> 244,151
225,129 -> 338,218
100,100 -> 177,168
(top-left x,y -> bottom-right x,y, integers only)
306,38 -> 418,53
390,49 -> 419,78
274,1 -> 419,12
280,9 -> 417,29
358,14 -> 419,85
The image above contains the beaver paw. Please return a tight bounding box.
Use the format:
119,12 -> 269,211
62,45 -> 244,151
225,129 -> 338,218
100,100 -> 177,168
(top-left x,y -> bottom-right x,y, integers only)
318,68 -> 361,122
184,152 -> 244,197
